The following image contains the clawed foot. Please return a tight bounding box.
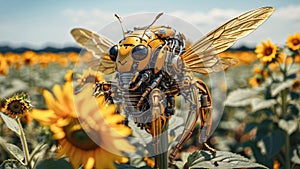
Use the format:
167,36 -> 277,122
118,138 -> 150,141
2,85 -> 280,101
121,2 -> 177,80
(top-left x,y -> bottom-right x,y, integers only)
203,142 -> 216,154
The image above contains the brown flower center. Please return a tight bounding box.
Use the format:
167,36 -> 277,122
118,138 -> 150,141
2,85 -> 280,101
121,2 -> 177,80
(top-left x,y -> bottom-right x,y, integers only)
64,119 -> 99,150
264,47 -> 273,56
24,58 -> 32,65
5,99 -> 27,117
292,39 -> 300,46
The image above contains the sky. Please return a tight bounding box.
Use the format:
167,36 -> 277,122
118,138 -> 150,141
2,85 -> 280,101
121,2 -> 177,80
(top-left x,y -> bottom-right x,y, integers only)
0,0 -> 299,49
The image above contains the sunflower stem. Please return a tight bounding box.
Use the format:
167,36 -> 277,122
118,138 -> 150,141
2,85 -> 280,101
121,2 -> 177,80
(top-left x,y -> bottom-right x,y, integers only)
281,55 -> 290,169
17,117 -> 32,169
157,121 -> 168,169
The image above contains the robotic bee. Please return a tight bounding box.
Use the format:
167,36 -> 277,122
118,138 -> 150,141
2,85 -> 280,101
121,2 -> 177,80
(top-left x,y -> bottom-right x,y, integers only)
71,6 -> 274,167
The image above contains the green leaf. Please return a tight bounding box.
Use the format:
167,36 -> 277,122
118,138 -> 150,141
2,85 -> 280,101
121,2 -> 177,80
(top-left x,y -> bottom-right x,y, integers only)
291,146 -> 300,164
0,159 -> 27,169
174,152 -> 190,169
115,163 -> 152,169
0,137 -> 24,163
29,143 -> 48,164
271,79 -> 294,97
35,158 -> 73,169
251,98 -> 276,112
174,161 -> 185,169
278,119 -> 298,135
225,88 -> 261,107
0,113 -> 20,135
261,129 -> 285,159
244,122 -> 259,133
187,150 -> 268,169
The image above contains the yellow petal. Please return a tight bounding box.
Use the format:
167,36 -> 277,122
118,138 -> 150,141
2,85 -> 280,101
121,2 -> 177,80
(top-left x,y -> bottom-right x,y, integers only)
105,114 -> 124,125
30,109 -> 57,125
56,117 -> 71,127
52,84 -> 64,107
70,149 -> 83,169
83,151 -> 95,169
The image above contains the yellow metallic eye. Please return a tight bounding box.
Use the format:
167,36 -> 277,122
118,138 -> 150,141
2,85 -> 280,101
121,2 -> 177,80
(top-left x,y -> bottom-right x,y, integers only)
108,45 -> 118,61
131,45 -> 148,60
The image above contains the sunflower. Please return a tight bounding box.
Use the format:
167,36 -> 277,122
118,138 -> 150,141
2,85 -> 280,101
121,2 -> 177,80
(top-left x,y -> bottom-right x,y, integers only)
22,51 -> 38,66
248,76 -> 262,87
255,39 -> 278,64
248,66 -> 266,87
287,32 -> 300,51
0,54 -> 9,75
31,82 -> 134,169
39,53 -> 53,68
295,54 -> 300,63
57,56 -> 68,67
253,67 -> 269,78
3,52 -> 15,67
3,93 -> 31,118
67,52 -> 79,64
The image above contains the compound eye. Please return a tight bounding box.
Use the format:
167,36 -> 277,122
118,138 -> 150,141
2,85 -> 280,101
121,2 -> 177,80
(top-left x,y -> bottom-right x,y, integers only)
132,45 -> 148,60
108,45 -> 118,61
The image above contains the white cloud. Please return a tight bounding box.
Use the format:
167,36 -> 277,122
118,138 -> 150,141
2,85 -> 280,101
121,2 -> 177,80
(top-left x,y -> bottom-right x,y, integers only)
62,6 -> 300,47
62,8 -> 243,40
274,5 -> 300,21
170,8 -> 241,26
63,9 -> 115,30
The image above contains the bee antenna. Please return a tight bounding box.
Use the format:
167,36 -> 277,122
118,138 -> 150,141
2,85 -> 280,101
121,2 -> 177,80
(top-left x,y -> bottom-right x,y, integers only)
115,14 -> 126,38
141,12 -> 164,39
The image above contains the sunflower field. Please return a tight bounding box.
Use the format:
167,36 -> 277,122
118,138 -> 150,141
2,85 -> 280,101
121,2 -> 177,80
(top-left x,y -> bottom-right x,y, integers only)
0,32 -> 300,169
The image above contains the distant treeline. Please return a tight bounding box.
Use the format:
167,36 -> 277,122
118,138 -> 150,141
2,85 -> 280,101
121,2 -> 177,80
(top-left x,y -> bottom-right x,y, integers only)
0,46 -> 81,54
0,45 -> 254,54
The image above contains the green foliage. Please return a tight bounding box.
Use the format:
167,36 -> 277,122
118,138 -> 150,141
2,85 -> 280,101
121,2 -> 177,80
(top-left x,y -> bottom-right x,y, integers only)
0,159 -> 27,169
35,158 -> 73,169
0,137 -> 24,163
223,39 -> 300,169
0,113 -> 20,135
0,112 -> 48,169
186,150 -> 267,169
115,163 -> 153,169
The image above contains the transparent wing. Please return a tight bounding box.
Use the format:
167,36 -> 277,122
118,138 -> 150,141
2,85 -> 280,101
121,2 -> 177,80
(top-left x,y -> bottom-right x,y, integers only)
181,6 -> 274,74
71,28 -> 115,74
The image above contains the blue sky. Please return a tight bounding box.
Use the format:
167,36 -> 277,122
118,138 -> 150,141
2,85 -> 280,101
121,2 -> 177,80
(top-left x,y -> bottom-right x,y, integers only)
0,0 -> 299,48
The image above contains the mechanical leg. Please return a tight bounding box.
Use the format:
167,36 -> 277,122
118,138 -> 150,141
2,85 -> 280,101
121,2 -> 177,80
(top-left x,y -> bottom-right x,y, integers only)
169,79 -> 215,163
196,80 -> 216,153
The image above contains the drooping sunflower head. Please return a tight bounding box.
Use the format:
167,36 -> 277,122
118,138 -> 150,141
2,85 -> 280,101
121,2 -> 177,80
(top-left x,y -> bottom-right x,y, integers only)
255,39 -> 278,64
4,93 -> 31,118
287,32 -> 300,51
248,65 -> 268,87
249,75 -> 263,87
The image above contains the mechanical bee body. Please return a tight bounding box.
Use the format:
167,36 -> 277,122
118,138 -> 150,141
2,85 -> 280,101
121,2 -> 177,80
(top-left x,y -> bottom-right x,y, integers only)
71,7 -> 274,167
105,25 -> 186,124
